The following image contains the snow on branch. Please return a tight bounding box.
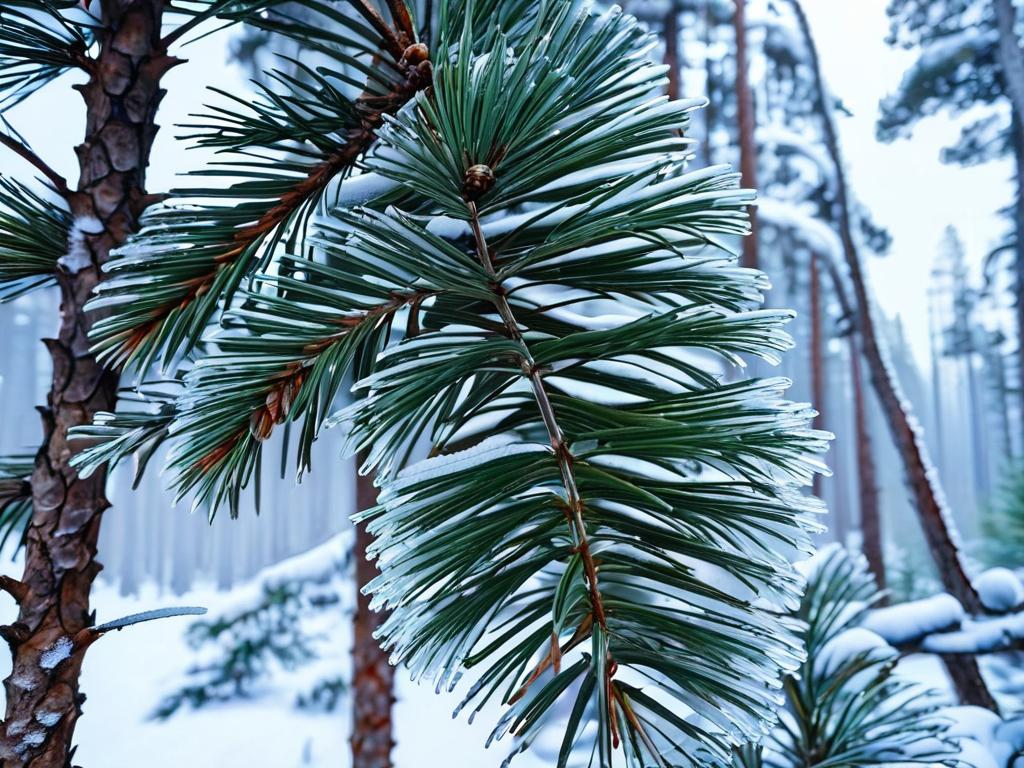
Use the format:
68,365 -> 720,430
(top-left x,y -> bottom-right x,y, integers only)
865,569 -> 1024,655
89,606 -> 208,635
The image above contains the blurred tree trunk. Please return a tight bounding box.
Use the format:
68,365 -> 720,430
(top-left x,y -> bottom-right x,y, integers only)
1011,112 -> 1024,442
993,0 -> 1024,429
941,655 -> 999,711
988,342 -> 1014,462
0,2 -> 173,763
353,461 -> 395,768
733,0 -> 758,269
664,2 -> 680,100
702,3 -> 716,165
789,0 -> 995,709
810,254 -> 825,501
850,339 -> 885,595
927,299 -> 948,472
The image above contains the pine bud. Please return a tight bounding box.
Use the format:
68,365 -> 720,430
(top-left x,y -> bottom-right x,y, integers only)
402,43 -> 429,65
462,164 -> 495,202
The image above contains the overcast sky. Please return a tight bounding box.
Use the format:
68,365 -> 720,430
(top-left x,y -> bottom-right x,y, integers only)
804,0 -> 1012,366
1,3 -> 1011,368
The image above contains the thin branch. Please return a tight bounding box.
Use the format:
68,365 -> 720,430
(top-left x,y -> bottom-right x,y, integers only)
467,199 -> 609,632
121,54 -> 432,362
895,635 -> 1024,656
385,0 -> 416,45
72,606 -> 208,651
351,0 -> 407,60
192,289 -> 433,472
0,576 -> 28,605
0,133 -> 68,196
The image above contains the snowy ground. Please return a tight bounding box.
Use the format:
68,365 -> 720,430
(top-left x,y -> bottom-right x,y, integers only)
0,578 -> 549,768
0,562 -> 1018,767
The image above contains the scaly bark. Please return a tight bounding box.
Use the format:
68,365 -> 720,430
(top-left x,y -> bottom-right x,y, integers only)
0,2 -> 174,763
733,0 -> 759,269
352,462 -> 395,768
789,0 -> 994,708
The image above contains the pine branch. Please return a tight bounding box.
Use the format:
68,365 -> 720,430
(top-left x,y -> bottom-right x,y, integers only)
160,0 -> 252,49
167,276 -> 434,516
340,8 -> 830,764
751,547 -> 962,768
69,386 -> 178,487
89,8 -> 433,372
0,454 -> 33,553
0,0 -> 96,109
466,196 -> 610,646
0,176 -> 69,302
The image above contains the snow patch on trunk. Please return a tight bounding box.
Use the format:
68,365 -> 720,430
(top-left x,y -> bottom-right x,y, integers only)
39,636 -> 73,670
59,216 -> 103,274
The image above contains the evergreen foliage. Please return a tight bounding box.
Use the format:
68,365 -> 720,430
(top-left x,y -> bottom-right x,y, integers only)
156,563 -> 345,718
340,10 -> 828,762
753,547 -> 959,768
0,0 -> 97,109
0,177 -> 68,302
73,0 -> 833,763
0,453 -> 34,551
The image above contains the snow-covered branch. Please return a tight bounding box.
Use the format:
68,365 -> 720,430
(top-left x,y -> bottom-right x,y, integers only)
866,569 -> 1024,655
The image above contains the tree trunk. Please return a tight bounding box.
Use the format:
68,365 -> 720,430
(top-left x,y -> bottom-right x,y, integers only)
989,343 -> 1014,462
352,462 -> 395,768
789,0 -> 994,709
927,299 -> 948,473
664,2 -> 680,101
850,339 -> 886,595
0,2 -> 174,763
809,254 -> 825,501
941,655 -> 999,711
733,0 -> 759,269
789,0 -> 980,613
993,0 -> 1024,429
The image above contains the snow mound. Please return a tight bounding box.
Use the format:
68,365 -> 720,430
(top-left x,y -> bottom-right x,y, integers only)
976,568 -> 1024,613
945,706 -> 1024,768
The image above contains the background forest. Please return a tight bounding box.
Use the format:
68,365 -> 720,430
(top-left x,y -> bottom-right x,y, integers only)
1,0 -> 1024,766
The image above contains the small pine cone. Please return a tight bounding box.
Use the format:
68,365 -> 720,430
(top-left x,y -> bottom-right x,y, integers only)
402,43 -> 429,65
462,164 -> 495,202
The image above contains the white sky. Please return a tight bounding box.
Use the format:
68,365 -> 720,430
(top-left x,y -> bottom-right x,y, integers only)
1,3 -> 1012,367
